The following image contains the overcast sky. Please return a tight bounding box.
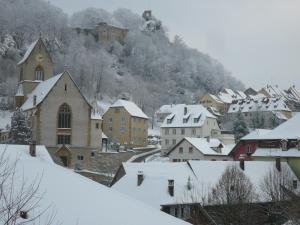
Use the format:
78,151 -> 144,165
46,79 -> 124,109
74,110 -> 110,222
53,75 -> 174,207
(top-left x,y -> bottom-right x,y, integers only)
49,0 -> 300,90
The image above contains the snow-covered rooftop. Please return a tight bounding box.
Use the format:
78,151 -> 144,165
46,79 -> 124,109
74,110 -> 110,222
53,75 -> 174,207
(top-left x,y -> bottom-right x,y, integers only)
228,97 -> 291,113
110,99 -> 149,119
258,113 -> 300,140
18,39 -> 39,65
241,129 -> 272,140
252,148 -> 300,158
161,104 -> 216,128
0,144 -> 190,225
112,161 -> 298,208
168,137 -> 232,156
156,104 -> 185,114
21,73 -> 63,111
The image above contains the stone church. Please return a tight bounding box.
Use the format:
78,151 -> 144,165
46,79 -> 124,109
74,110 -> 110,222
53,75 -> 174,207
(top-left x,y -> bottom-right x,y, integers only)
15,38 -> 102,170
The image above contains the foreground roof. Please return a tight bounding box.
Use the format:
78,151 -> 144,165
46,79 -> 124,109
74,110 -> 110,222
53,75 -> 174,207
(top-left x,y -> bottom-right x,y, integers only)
112,161 -> 299,208
252,148 -> 300,158
0,144 -> 190,225
110,99 -> 149,119
241,129 -> 272,140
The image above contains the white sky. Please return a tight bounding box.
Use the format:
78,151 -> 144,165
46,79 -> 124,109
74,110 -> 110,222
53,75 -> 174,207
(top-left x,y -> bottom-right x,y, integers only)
49,0 -> 300,89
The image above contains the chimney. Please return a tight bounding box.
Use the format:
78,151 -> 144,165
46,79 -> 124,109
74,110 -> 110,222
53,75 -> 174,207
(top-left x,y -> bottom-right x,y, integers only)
206,136 -> 210,143
29,141 -> 36,157
239,158 -> 245,171
184,106 -> 187,115
168,179 -> 174,196
33,95 -> 37,106
137,171 -> 144,186
276,157 -> 281,172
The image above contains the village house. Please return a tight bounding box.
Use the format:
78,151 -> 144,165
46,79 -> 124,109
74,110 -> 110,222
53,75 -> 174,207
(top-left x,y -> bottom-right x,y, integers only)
15,38 -> 102,170
74,22 -> 128,44
166,137 -> 232,162
111,160 -> 299,224
199,94 -> 227,114
226,97 -> 292,129
160,104 -> 221,155
102,99 -> 149,148
229,113 -> 300,179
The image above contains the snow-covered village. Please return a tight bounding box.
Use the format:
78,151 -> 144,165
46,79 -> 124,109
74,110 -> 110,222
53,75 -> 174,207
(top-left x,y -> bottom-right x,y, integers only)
0,0 -> 300,224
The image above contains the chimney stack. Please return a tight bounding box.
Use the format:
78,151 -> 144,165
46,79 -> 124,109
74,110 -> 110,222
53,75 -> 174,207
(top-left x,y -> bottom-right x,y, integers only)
29,141 -> 36,157
168,179 -> 174,196
137,171 -> 144,186
276,157 -> 281,172
33,95 -> 37,106
240,158 -> 245,171
184,106 -> 187,115
206,136 -> 210,143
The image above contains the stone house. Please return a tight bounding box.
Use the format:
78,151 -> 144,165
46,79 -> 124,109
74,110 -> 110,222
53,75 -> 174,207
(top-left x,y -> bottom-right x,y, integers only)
160,104 -> 221,155
166,137 -> 232,162
15,38 -> 102,170
74,22 -> 128,44
102,99 -> 149,147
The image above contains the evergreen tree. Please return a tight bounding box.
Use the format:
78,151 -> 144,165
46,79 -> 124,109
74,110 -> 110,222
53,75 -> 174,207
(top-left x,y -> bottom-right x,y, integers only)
9,109 -> 32,144
233,111 -> 249,142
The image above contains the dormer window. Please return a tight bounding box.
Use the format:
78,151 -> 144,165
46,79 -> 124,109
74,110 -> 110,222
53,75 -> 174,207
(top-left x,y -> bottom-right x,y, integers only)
183,118 -> 188,123
194,118 -> 198,123
167,119 -> 172,124
281,139 -> 288,151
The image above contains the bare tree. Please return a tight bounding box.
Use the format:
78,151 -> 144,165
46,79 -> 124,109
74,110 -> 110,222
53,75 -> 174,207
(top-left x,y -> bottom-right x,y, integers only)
260,166 -> 300,224
207,165 -> 258,225
0,148 -> 56,225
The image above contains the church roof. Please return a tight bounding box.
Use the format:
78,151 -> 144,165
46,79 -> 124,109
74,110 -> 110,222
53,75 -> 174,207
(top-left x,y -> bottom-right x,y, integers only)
18,39 -> 39,65
21,73 -> 63,111
17,38 -> 53,66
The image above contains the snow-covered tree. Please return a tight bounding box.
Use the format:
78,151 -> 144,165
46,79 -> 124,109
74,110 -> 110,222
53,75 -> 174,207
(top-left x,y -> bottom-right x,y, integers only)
233,111 -> 249,142
9,109 -> 32,145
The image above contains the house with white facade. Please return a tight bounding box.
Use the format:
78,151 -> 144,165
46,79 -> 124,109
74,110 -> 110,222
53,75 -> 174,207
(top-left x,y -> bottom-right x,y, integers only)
227,97 -> 292,129
160,104 -> 220,155
166,137 -> 233,162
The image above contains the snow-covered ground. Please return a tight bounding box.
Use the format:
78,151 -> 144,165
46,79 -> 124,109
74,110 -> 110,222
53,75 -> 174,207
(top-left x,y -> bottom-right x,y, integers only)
0,144 -> 190,225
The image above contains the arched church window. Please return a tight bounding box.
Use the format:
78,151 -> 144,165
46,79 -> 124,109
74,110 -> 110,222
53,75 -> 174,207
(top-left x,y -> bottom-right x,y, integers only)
58,104 -> 71,128
35,66 -> 44,81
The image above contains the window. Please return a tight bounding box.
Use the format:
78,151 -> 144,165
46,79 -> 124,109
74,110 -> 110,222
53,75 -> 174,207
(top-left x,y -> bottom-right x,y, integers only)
181,129 -> 185,135
77,155 -> 84,160
109,127 -> 112,132
194,118 -> 199,123
172,139 -> 176,145
96,123 -> 99,129
172,129 -> 176,135
120,127 -> 125,133
183,118 -> 188,123
293,179 -> 298,189
35,66 -> 44,81
192,129 -> 196,135
64,84 -> 67,91
167,119 -> 172,124
109,118 -> 113,123
179,147 -> 183,154
58,104 -> 71,128
57,135 -> 71,145
165,129 -> 169,135
246,145 -> 252,155
189,147 -> 193,153
91,152 -> 95,157
165,139 -> 169,145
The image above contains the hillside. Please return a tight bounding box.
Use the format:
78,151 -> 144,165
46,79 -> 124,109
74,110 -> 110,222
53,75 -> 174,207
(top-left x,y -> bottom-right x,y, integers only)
0,0 -> 244,115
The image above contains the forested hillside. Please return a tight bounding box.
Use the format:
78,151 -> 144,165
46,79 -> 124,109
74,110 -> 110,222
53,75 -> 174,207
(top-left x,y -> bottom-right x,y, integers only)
0,0 -> 243,114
